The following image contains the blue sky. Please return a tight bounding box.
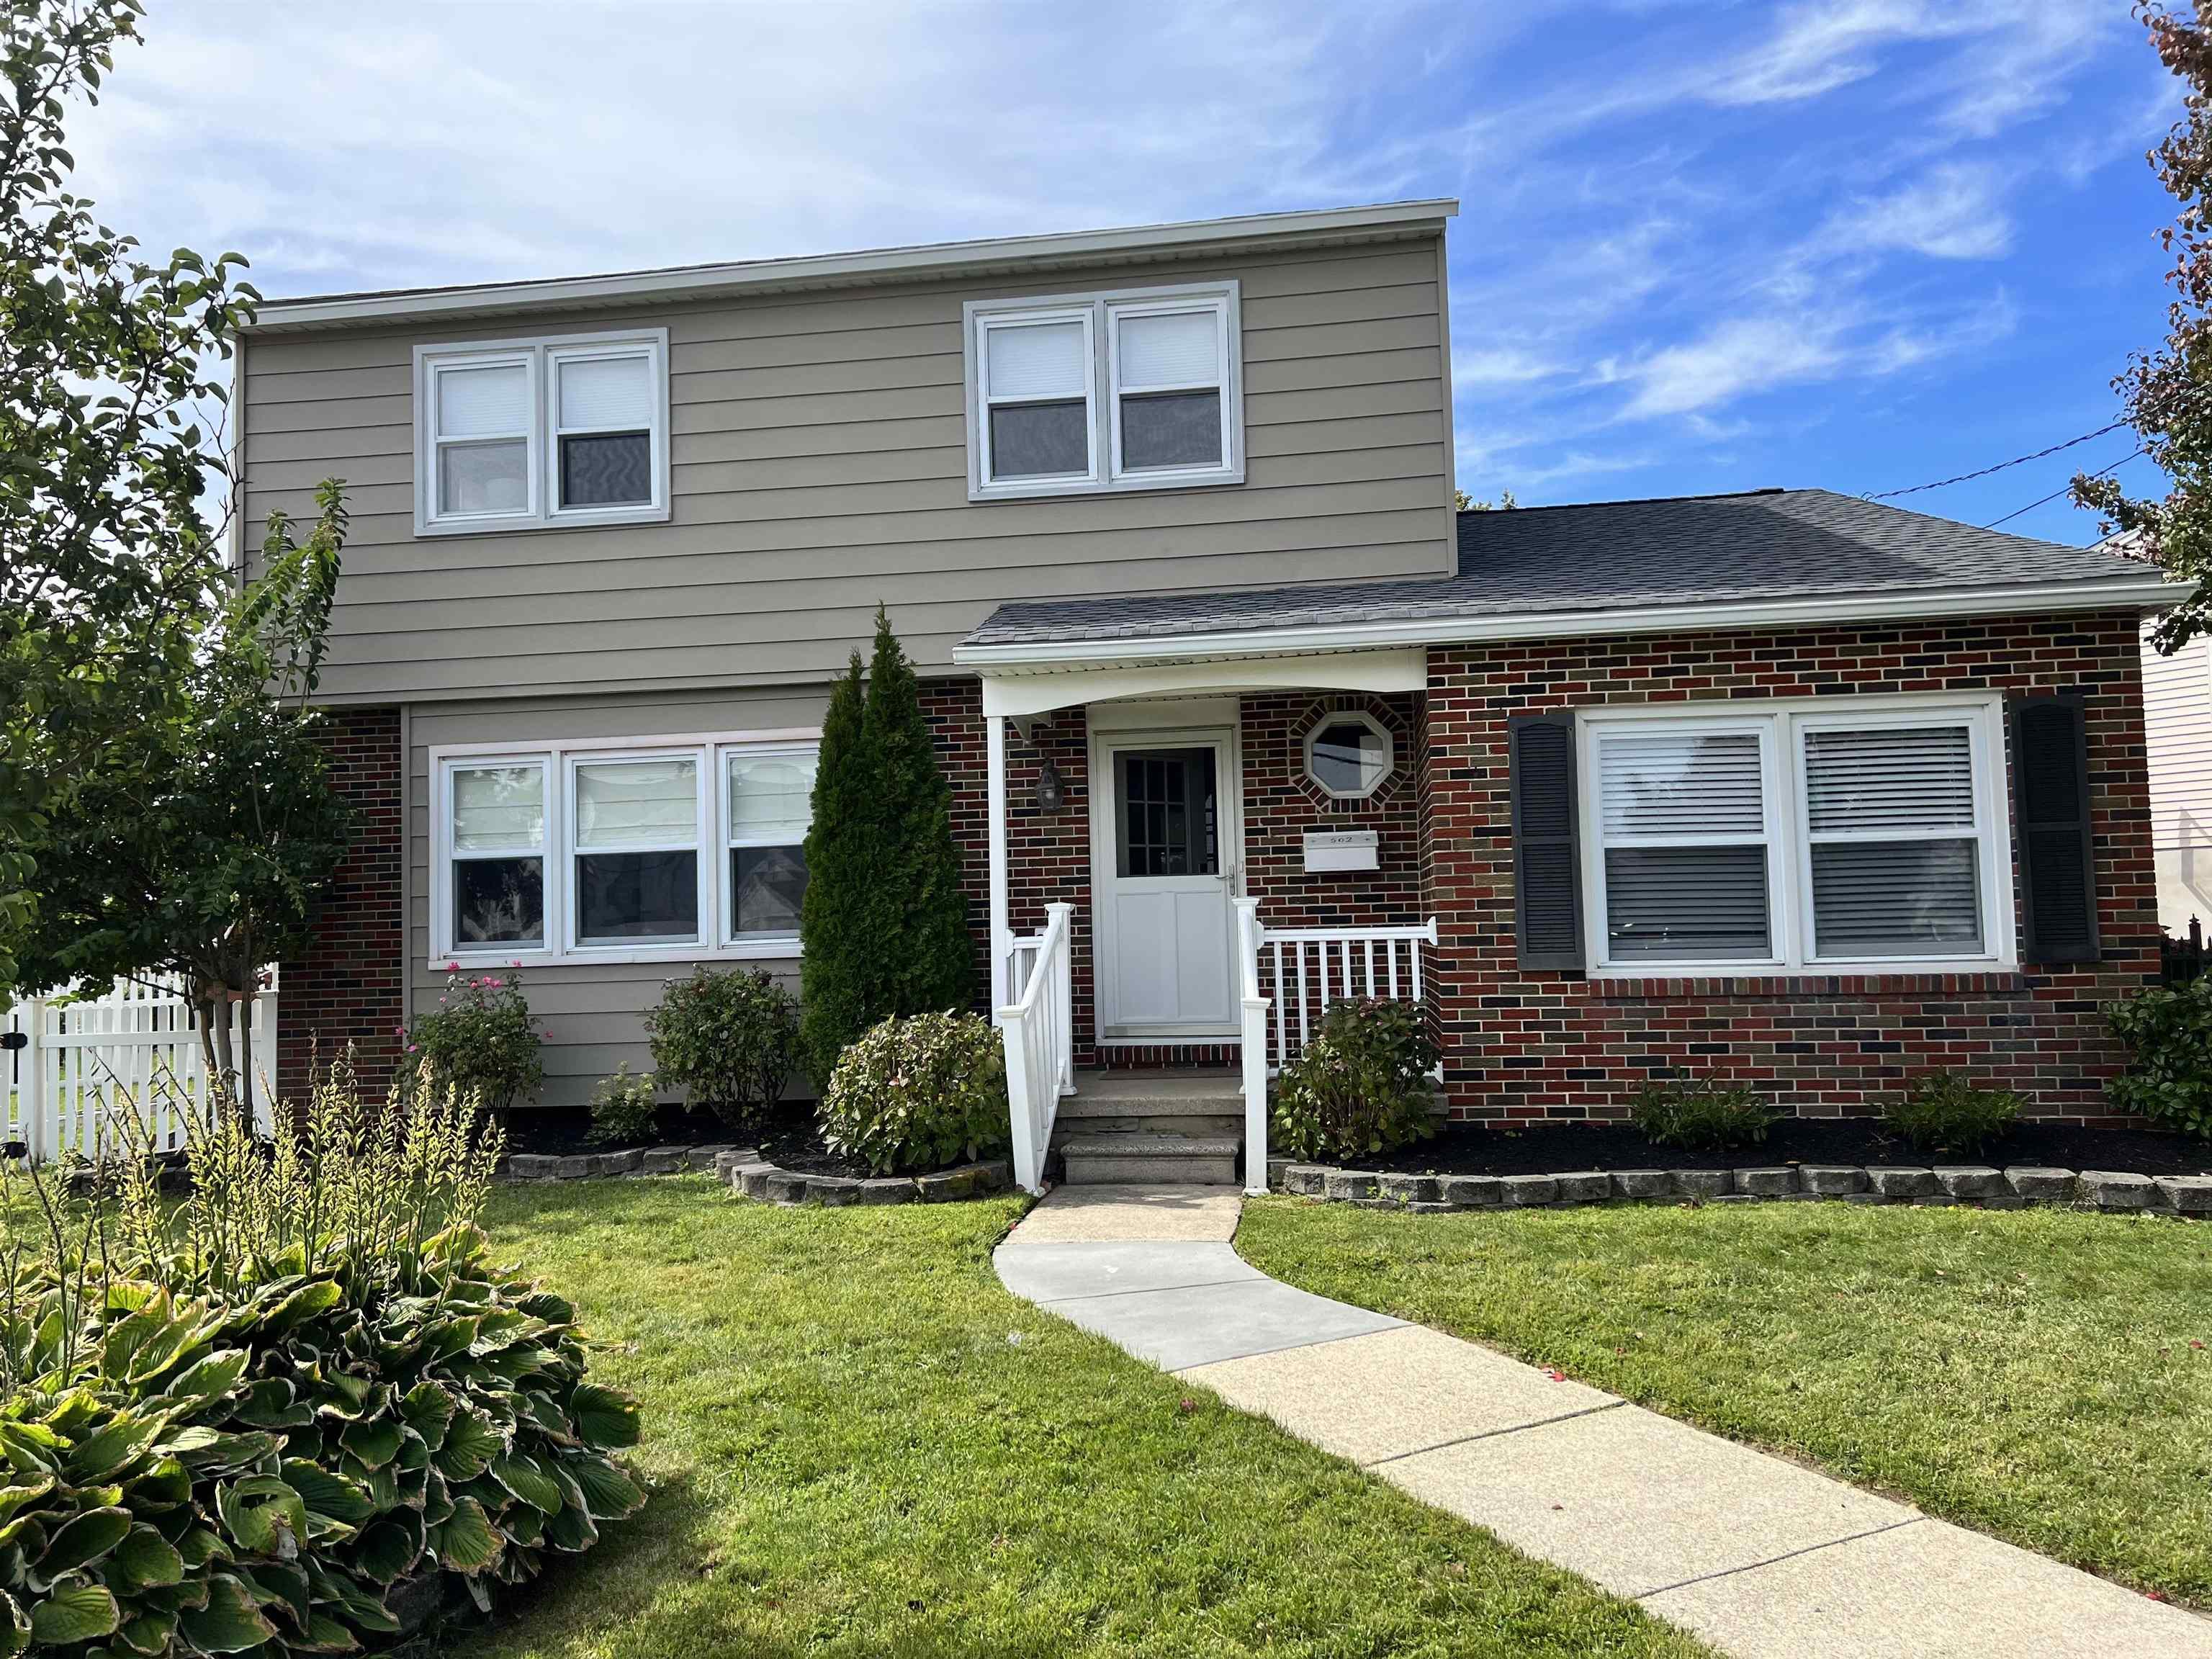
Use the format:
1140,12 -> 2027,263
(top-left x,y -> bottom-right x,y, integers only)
72,0 -> 2180,544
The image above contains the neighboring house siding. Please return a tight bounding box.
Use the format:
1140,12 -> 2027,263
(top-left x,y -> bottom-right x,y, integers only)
243,237 -> 1454,706
278,706 -> 405,1105
2140,617 -> 2212,931
405,685 -> 828,1110
1421,610 -> 2160,1125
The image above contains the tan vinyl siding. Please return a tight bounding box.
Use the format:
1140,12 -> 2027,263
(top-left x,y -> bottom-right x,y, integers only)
2141,617 -> 2212,931
408,687 -> 828,1110
246,237 -> 1455,703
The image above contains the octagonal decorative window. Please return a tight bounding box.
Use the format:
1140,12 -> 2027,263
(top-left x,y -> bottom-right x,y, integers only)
1303,711 -> 1395,800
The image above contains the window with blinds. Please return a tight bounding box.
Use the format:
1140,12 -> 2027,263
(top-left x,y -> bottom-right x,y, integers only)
1592,727 -> 1776,962
415,329 -> 668,534
966,283 -> 1242,498
1581,701 -> 2010,973
434,734 -> 821,963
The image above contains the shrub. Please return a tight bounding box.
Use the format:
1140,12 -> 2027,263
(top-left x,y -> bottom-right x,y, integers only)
0,1064 -> 643,1655
588,1064 -> 660,1147
1883,1071 -> 2023,1154
1630,1076 -> 1779,1151
644,967 -> 799,1129
799,610 -> 973,1083
817,1011 -> 1007,1175
2107,979 -> 2212,1138
407,968 -> 544,1115
1270,997 -> 1439,1162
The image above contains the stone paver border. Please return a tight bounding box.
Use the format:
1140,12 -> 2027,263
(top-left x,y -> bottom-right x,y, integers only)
496,1143 -> 1015,1206
1275,1160 -> 2212,1215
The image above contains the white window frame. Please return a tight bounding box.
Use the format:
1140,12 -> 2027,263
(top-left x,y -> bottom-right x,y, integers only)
1575,693 -> 2016,979
565,749 -> 708,953
428,727 -> 819,968
414,328 -> 670,536
963,280 -> 1243,501
1301,709 -> 1397,801
720,740 -> 817,949
442,759 -> 551,958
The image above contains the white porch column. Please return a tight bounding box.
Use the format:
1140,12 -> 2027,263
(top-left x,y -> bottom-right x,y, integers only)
986,711 -> 1010,1010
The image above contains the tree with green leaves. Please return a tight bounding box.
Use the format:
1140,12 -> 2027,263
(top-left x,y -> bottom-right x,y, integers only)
2075,4 -> 2212,646
798,609 -> 974,1084
2,0 -> 260,990
14,485 -> 353,1120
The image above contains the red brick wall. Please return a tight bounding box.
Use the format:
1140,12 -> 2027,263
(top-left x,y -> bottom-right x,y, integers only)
1241,692 -> 1424,927
1420,611 -> 2160,1125
277,706 -> 405,1105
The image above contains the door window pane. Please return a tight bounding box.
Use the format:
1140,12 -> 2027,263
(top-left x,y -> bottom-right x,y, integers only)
1117,749 -> 1218,878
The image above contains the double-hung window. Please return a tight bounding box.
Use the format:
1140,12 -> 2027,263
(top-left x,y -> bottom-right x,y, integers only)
447,762 -> 548,953
415,328 -> 668,534
432,731 -> 819,963
1580,698 -> 2012,974
966,282 -> 1241,499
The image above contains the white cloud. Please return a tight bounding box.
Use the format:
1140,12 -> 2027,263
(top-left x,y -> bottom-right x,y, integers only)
1619,315 -> 1847,418
1820,162 -> 2012,259
1708,0 -> 1948,106
1452,346 -> 1563,385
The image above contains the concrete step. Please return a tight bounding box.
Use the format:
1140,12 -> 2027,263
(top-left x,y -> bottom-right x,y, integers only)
1053,1111 -> 1244,1141
1059,1133 -> 1241,1187
1058,1069 -> 1244,1119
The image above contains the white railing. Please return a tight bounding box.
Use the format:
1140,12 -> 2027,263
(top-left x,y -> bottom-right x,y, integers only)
1234,908 -> 1439,1195
995,902 -> 1075,1196
4,977 -> 277,1162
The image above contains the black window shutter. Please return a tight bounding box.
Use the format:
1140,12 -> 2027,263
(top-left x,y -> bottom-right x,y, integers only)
1510,711 -> 1585,971
2008,693 -> 2100,964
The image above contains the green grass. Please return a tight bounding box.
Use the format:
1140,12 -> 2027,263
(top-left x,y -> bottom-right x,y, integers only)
1238,1197 -> 2212,1605
474,1179 -> 1708,1658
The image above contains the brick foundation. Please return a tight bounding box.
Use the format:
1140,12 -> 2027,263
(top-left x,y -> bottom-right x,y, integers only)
277,707 -> 405,1105
1420,611 -> 2160,1125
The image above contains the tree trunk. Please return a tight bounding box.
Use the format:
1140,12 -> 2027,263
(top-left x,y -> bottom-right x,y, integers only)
194,993 -> 222,1130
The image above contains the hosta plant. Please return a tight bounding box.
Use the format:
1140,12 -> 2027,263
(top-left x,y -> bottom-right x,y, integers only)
0,1065 -> 644,1655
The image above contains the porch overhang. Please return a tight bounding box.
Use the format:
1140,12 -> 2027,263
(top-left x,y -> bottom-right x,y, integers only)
966,647 -> 1427,720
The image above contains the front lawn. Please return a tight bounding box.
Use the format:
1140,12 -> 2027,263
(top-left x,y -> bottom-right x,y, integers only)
1238,1198 -> 2212,1605
475,1179 -> 1707,1658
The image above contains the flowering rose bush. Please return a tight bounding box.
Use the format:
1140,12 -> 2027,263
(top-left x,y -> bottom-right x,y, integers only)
405,968 -> 544,1116
1270,997 -> 1438,1161
816,1011 -> 1007,1174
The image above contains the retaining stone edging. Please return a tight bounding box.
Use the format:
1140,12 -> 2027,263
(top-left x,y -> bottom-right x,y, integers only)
497,1143 -> 1016,1206
1272,1160 -> 2212,1216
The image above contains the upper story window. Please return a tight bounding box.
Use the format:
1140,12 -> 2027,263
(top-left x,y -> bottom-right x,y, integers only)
965,282 -> 1242,500
414,328 -> 670,536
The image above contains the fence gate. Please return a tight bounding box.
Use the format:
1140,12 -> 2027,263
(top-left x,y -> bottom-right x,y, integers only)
2,977 -> 277,1162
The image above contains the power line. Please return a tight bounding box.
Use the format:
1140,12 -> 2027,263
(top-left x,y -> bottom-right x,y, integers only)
1863,420 -> 2131,500
1980,446 -> 2145,531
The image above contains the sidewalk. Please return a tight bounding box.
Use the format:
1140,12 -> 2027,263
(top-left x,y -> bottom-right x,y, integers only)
994,1186 -> 2212,1659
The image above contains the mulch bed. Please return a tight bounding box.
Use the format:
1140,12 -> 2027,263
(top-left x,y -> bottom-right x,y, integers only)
1353,1118 -> 2212,1178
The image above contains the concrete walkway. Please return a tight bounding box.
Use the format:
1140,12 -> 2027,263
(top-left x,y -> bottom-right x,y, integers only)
994,1186 -> 2212,1659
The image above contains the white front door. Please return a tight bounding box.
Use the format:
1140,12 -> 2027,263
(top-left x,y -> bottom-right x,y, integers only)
1092,727 -> 1241,1039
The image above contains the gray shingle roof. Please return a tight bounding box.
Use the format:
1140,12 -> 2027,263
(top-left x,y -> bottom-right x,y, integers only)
961,487 -> 2159,650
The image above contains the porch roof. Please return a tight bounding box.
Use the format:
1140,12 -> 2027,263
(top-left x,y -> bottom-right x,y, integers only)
956,488 -> 2170,662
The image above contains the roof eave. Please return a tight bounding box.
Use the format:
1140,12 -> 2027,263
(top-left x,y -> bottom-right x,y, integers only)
244,199 -> 1460,335
951,574 -> 2177,673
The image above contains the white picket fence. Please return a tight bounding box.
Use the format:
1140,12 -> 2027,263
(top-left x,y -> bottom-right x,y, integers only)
2,977 -> 277,1162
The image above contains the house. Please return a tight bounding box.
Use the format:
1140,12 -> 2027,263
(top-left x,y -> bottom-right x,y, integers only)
2139,617 -> 2212,933
240,199 -> 2172,1192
